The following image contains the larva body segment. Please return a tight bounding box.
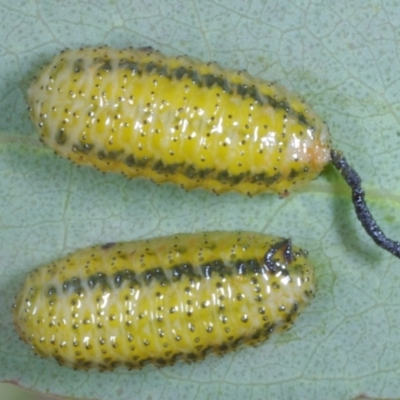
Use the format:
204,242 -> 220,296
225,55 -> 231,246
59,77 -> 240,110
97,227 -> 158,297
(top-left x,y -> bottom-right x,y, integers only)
13,231 -> 315,370
28,47 -> 331,196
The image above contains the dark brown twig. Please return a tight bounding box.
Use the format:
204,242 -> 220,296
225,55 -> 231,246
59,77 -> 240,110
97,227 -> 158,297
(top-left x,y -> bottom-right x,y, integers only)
331,149 -> 400,258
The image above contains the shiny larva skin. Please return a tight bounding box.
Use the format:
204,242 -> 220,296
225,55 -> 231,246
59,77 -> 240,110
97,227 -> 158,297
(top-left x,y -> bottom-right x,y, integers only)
13,231 -> 315,370
28,47 -> 331,196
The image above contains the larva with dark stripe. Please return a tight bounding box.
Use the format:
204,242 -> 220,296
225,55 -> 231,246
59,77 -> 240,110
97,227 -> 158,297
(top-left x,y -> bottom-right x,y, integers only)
28,46 -> 331,196
13,231 -> 315,370
28,47 -> 400,259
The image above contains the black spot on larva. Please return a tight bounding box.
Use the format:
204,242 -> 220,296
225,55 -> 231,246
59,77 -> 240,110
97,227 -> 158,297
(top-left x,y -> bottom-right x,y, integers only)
82,361 -> 93,370
157,65 -> 168,77
186,352 -> 199,362
113,273 -> 122,288
251,329 -> 264,341
236,83 -> 248,97
62,276 -> 83,293
99,60 -> 112,72
304,289 -> 315,300
172,263 -> 196,281
287,302 -> 300,319
202,74 -> 229,94
46,286 -> 57,297
118,60 -> 141,75
73,58 -> 84,73
264,239 -> 294,274
153,160 -> 184,175
141,267 -> 167,285
198,168 -> 216,179
246,85 -> 264,104
201,345 -> 213,357
219,343 -> 229,353
189,70 -> 202,85
216,170 -> 248,185
184,165 -> 214,180
87,272 -> 108,289
97,149 -> 124,160
264,95 -> 282,110
113,269 -> 139,288
236,262 -> 247,274
125,154 -> 135,167
288,168 -> 300,180
235,258 -> 261,275
145,62 -> 157,74
263,322 -> 275,333
155,357 -> 167,366
173,66 -> 187,80
221,77 -> 232,94
201,259 -> 228,278
297,113 -> 309,126
135,157 -> 150,167
254,294 -> 263,302
250,171 -> 281,185
55,129 -> 66,145
72,142 -> 94,154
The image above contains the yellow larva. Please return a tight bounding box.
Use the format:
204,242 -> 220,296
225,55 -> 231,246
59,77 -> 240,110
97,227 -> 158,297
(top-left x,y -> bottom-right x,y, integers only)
28,46 -> 331,197
13,231 -> 315,370
28,47 -> 400,258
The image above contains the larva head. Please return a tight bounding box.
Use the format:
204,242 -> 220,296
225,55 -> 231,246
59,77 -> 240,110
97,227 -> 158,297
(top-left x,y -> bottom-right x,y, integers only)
257,238 -> 315,336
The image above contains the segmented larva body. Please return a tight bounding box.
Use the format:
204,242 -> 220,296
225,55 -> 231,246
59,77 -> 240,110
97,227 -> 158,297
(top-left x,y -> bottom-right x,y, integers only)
13,231 -> 315,370
28,47 -> 331,196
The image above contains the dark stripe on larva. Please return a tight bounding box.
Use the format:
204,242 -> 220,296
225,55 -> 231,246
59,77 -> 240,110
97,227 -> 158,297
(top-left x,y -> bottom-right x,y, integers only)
84,54 -> 313,130
62,52 -> 307,188
52,256 -> 282,294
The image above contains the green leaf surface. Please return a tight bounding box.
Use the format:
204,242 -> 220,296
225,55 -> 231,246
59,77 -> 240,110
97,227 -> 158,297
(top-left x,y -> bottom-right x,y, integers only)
1,1 -> 400,400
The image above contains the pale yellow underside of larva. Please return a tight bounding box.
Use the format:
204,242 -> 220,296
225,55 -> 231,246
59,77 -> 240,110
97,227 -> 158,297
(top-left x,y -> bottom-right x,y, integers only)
13,231 -> 315,370
28,47 -> 331,195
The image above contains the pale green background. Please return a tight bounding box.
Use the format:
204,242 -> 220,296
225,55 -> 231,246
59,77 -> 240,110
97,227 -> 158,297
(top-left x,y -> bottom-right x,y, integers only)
1,1 -> 400,400
1,383 -> 67,400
